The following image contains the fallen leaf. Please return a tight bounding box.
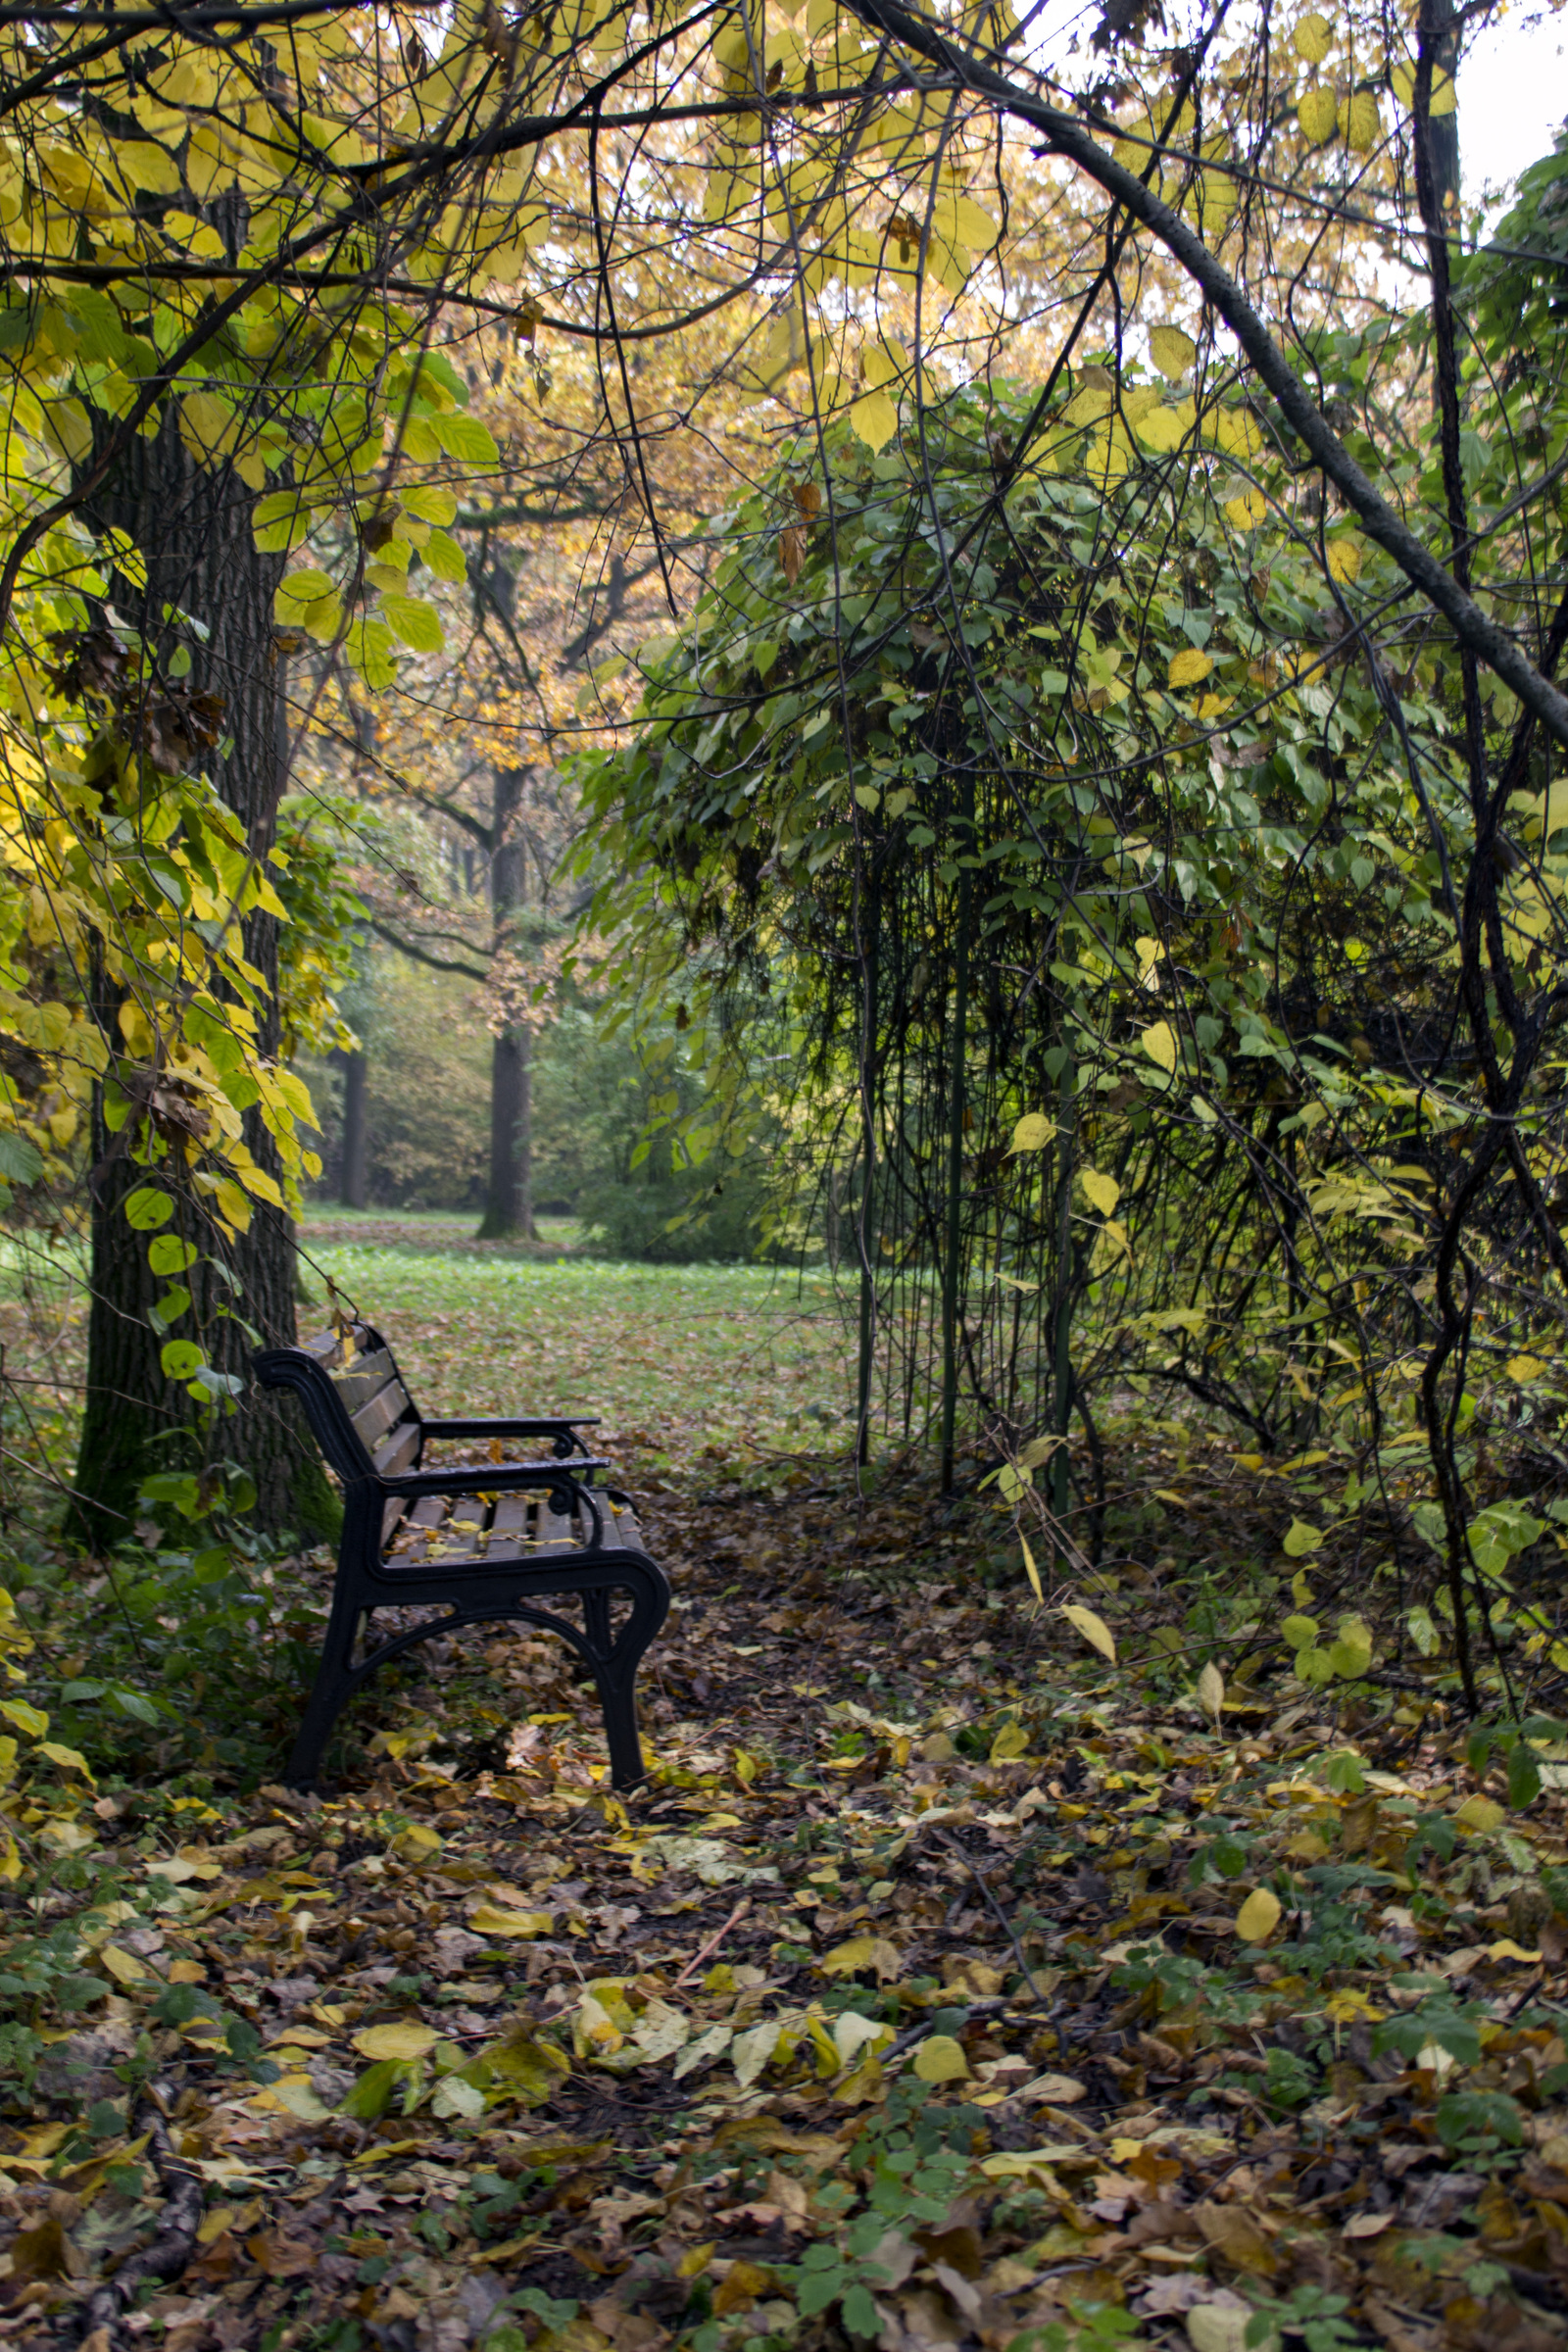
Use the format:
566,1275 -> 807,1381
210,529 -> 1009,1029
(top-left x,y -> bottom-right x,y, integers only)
352,2021 -> 440,2062
912,2034 -> 970,2083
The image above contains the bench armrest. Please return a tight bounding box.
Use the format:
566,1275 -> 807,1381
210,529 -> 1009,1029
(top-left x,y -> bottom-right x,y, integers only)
381,1458 -> 610,1498
421,1417 -> 600,1444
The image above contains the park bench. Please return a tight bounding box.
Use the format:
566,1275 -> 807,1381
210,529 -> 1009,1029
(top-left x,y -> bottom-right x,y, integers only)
253,1319 -> 669,1790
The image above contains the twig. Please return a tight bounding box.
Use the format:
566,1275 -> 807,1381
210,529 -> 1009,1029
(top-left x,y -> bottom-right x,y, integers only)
671,1897 -> 750,1987
935,1827 -> 1054,2016
78,2095 -> 203,2348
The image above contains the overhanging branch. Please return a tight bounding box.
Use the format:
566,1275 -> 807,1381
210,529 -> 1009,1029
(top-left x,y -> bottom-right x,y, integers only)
844,0 -> 1568,757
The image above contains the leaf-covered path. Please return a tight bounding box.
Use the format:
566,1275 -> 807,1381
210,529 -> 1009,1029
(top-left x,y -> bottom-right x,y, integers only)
6,1467 -> 1568,2352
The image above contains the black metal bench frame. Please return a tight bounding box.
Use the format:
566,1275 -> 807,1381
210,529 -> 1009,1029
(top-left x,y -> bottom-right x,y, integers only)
253,1321 -> 669,1789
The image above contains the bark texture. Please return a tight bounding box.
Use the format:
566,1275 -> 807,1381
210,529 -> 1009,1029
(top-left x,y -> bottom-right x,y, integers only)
69,416 -> 336,1548
339,1049 -> 369,1208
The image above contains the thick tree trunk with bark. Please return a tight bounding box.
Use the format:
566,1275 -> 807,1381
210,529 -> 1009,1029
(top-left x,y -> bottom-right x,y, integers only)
339,1050 -> 369,1208
68,416 -> 337,1549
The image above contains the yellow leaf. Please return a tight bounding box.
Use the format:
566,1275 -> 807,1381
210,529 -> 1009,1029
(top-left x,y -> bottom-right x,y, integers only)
352,2021 -> 439,2063
179,390 -> 238,466
1326,537 -> 1362,582
213,1179 -> 253,1233
990,1720 -> 1029,1763
1081,1168 -> 1120,1216
1197,1660 -> 1225,1720
1141,1019 -> 1177,1073
1168,646 -> 1212,690
1454,1794 -> 1504,1835
1020,1534 -> 1043,1604
1125,417 -> 1179,473
469,1902 -> 555,1938
390,1823 -> 443,1864
256,2074 -> 332,2122
912,2034 -> 970,2082
850,389 -> 899,452
1235,1886 -> 1281,1943
99,1944 -> 149,1984
37,1741 -> 93,1781
1061,1603 -> 1116,1663
1507,1354 -> 1547,1382
1008,1112 -> 1055,1152
1297,85 -> 1340,143
1148,324 -> 1196,380
1225,488 -> 1269,528
819,1935 -> 902,1982
1293,11 -> 1333,64
1283,1519 -> 1323,1556
1486,1937 -> 1542,1964
1340,89 -> 1381,151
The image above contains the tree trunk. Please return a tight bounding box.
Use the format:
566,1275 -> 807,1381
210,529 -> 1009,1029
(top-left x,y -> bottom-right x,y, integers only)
340,1051 -> 369,1209
69,415 -> 337,1549
479,1029 -> 526,1238
475,771 -> 539,1241
516,1023 -> 534,1240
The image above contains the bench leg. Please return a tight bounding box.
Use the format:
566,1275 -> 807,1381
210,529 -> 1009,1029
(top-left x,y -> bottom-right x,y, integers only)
284,1581 -> 368,1788
285,1557 -> 669,1794
581,1577 -> 662,1791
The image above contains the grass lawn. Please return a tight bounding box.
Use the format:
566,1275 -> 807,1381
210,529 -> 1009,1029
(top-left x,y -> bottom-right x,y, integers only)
298,1222 -> 858,1472
0,1223 -> 859,1508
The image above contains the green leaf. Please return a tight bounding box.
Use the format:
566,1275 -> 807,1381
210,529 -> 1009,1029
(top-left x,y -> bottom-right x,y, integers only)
433,414 -> 499,466
148,1235 -> 198,1275
422,529 -> 467,584
401,485 -> 458,524
0,1132 -> 43,1185
1508,1742 -> 1542,1810
381,594 -> 444,653
274,567 -> 335,617
253,490 -> 315,554
160,1339 -> 205,1380
341,2059 -> 401,2120
123,1187 -> 174,1230
344,617 -> 399,690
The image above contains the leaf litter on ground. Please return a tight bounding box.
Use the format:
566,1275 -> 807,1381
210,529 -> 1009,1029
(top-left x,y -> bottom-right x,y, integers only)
4,1414 -> 1568,2352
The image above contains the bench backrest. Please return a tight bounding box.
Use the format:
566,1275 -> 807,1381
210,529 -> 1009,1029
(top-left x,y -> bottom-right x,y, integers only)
255,1321 -> 422,1487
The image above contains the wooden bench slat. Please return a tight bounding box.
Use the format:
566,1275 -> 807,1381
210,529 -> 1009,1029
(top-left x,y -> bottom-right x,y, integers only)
371,1421 -> 421,1478
538,1493 -> 580,1550
330,1347 -> 400,1415
388,1493 -> 449,1568
351,1377 -> 415,1450
486,1492 -> 534,1561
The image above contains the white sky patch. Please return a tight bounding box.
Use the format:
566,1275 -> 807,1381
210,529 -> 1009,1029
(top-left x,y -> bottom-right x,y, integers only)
1458,6 -> 1567,210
